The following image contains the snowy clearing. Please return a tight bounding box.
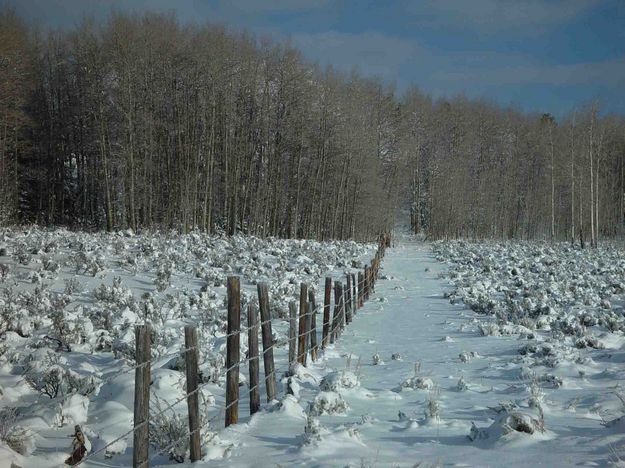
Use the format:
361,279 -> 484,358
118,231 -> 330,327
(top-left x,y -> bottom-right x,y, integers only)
1,232 -> 623,467
200,239 -> 624,467
0,228 -> 373,467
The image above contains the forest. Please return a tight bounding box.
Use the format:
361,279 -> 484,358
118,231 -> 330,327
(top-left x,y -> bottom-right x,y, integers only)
1,8 -> 624,243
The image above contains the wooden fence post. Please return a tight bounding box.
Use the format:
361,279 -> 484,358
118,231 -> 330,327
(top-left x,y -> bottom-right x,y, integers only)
322,277 -> 332,348
133,324 -> 150,468
184,326 -> 201,462
247,304 -> 260,415
345,274 -> 352,324
358,272 -> 364,308
364,265 -> 370,301
306,300 -> 313,359
338,282 -> 345,331
351,273 -> 357,313
257,283 -> 277,402
371,259 -> 377,291
297,283 -> 309,365
333,282 -> 344,339
308,290 -> 318,361
225,276 -> 240,427
288,301 -> 297,367
330,282 -> 340,343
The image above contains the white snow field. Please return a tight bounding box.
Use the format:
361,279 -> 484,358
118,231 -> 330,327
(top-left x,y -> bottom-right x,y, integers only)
0,228 -> 374,467
203,239 -> 623,467
1,230 -> 624,467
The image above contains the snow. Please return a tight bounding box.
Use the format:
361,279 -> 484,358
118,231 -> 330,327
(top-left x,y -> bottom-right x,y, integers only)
0,227 -> 373,466
191,239 -> 625,467
2,230 -> 624,466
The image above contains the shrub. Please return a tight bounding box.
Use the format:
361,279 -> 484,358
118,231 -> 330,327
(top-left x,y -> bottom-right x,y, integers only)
149,395 -> 188,463
0,408 -> 35,455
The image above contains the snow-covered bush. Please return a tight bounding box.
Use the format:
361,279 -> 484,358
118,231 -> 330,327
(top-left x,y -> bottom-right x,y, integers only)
469,409 -> 545,442
155,263 -> 173,292
64,278 -> 83,295
309,391 -> 349,416
425,395 -> 441,422
402,376 -> 434,390
25,359 -> 97,400
302,412 -> 328,445
25,366 -> 65,399
149,395 -> 188,463
0,408 -> 35,455
0,263 -> 9,282
13,243 -> 31,265
319,371 -> 359,392
456,377 -> 468,392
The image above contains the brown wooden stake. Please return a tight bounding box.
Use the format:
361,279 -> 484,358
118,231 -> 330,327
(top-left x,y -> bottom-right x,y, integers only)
247,304 -> 260,415
322,277 -> 332,348
351,273 -> 357,313
330,282 -> 340,343
133,324 -> 150,468
184,326 -> 201,462
308,289 -> 318,361
364,265 -> 370,301
288,301 -> 297,367
371,259 -> 377,292
225,276 -> 240,427
306,300 -> 313,359
257,282 -> 277,401
333,281 -> 344,338
297,283 -> 309,365
358,272 -> 364,308
345,274 -> 352,324
338,282 -> 345,330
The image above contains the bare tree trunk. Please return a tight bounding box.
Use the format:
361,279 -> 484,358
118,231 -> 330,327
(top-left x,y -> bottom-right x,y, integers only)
589,109 -> 596,248
570,118 -> 575,244
550,124 -> 555,239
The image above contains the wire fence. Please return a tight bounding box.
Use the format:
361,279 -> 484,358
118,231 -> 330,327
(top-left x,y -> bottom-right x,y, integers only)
39,237 -> 388,466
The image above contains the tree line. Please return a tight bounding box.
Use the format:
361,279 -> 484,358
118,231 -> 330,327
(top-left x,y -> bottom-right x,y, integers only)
404,93 -> 625,244
1,9 -> 624,242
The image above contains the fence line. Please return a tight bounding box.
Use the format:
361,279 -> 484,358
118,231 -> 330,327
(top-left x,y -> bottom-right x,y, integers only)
71,236 -> 388,466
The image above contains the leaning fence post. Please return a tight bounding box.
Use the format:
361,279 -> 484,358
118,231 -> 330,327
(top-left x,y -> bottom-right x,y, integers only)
288,301 -> 297,367
364,265 -> 370,301
184,326 -> 201,462
297,283 -> 309,365
247,304 -> 260,415
330,282 -> 340,343
306,300 -> 313,360
322,277 -> 332,348
358,272 -> 364,308
257,283 -> 277,401
308,289 -> 318,361
133,324 -> 150,468
226,276 -> 240,427
338,282 -> 345,331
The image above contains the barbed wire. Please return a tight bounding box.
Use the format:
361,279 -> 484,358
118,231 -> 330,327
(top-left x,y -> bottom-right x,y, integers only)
140,291 -> 358,467
54,248 -> 383,466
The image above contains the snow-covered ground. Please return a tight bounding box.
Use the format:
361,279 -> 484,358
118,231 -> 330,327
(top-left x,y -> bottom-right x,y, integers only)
194,239 -> 624,467
0,228 -> 374,467
2,231 -> 623,467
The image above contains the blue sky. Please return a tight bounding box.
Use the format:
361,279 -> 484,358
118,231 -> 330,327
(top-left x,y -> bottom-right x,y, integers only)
5,0 -> 625,116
